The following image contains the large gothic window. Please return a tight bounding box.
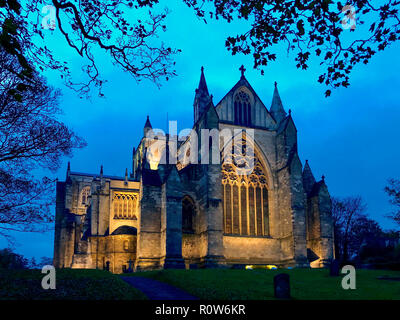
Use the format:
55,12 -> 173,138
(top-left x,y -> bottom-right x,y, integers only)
234,91 -> 252,126
222,138 -> 270,236
182,196 -> 195,233
113,192 -> 138,220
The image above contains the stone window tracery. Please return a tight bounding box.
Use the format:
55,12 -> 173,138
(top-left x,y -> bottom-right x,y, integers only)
113,192 -> 138,220
234,91 -> 252,126
222,138 -> 269,236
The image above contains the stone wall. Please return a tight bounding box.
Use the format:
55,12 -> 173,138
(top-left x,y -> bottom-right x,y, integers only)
223,235 -> 282,264
84,234 -> 136,273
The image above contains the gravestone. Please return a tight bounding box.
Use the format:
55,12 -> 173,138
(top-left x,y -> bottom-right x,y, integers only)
105,261 -> 110,272
274,273 -> 290,299
330,259 -> 340,276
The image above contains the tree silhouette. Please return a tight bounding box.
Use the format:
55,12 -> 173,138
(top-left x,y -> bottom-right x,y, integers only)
0,48 -> 85,238
1,0 -> 179,97
384,178 -> 400,227
185,0 -> 400,96
332,196 -> 367,261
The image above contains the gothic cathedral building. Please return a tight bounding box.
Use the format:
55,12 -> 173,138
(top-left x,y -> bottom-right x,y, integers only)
53,67 -> 335,273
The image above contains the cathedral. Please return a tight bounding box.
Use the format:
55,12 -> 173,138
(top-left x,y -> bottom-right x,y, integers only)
53,66 -> 335,273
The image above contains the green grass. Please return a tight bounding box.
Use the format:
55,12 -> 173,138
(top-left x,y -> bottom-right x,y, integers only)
0,268 -> 147,300
127,268 -> 400,300
3,268 -> 399,300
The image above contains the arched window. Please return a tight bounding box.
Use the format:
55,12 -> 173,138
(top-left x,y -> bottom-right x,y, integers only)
234,91 -> 252,126
123,240 -> 129,251
222,137 -> 270,236
182,196 -> 195,233
113,192 -> 138,220
79,186 -> 91,206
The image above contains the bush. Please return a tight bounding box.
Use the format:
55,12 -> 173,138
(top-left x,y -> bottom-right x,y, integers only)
0,248 -> 29,269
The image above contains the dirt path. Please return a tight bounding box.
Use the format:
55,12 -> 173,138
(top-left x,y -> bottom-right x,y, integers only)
121,276 -> 199,300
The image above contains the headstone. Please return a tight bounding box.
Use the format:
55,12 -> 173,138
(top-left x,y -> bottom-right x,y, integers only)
330,259 -> 340,276
189,264 -> 198,270
274,273 -> 290,299
105,261 -> 110,272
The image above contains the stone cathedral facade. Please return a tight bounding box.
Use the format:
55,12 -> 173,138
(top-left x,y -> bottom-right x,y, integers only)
53,67 -> 335,273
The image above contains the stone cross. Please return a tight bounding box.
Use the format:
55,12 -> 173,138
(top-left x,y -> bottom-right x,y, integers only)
239,65 -> 246,77
274,273 -> 291,299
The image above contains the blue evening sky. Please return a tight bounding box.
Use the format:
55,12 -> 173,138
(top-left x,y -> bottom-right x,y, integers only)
1,2 -> 399,261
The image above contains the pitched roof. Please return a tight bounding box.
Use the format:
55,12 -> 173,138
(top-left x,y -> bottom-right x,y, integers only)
214,73 -> 272,119
69,171 -> 131,181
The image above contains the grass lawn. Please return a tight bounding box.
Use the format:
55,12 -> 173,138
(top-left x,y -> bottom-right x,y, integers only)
0,268 -> 147,300
127,268 -> 400,300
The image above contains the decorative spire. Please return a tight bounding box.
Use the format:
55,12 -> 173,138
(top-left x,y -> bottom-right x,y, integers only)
321,175 -> 325,183
143,115 -> 152,137
144,115 -> 152,129
125,168 -> 128,184
66,161 -> 71,178
100,165 -> 103,178
198,66 -> 209,96
194,66 -> 211,123
270,81 -> 287,123
302,159 -> 316,194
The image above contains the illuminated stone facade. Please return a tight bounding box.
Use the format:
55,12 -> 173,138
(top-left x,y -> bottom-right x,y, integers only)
53,68 -> 334,273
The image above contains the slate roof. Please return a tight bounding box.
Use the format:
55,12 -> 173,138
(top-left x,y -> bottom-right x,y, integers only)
70,171 -> 133,181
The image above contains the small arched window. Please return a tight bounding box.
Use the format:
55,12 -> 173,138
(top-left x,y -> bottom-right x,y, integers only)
79,186 -> 91,206
123,240 -> 129,251
234,91 -> 252,126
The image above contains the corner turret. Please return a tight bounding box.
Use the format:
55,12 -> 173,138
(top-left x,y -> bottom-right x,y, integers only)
270,82 -> 287,123
194,66 -> 212,123
303,160 -> 316,195
144,115 -> 152,137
